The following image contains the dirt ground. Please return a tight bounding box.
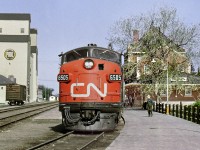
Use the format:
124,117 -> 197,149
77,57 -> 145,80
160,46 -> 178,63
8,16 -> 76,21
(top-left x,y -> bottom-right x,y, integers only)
0,108 -> 124,150
85,120 -> 124,150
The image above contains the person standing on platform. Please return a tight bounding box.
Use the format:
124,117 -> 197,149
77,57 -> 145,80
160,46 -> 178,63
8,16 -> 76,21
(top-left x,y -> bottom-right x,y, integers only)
146,95 -> 154,117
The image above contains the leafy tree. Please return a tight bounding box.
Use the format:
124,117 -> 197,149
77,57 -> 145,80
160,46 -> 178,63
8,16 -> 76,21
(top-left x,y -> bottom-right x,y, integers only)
108,7 -> 200,103
198,67 -> 200,76
191,62 -> 196,74
38,85 -> 54,100
192,100 -> 200,107
108,7 -> 200,53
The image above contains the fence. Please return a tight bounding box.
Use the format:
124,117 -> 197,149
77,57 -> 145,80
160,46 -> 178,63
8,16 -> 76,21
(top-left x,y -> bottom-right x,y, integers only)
153,103 -> 200,124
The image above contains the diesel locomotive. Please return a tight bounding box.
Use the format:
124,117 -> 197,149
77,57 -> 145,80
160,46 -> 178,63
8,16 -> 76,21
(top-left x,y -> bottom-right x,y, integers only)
57,44 -> 124,131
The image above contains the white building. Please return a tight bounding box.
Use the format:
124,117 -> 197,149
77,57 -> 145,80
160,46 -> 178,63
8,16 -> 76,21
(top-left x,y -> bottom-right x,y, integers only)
0,75 -> 14,104
0,13 -> 38,103
30,29 -> 38,102
0,86 -> 6,104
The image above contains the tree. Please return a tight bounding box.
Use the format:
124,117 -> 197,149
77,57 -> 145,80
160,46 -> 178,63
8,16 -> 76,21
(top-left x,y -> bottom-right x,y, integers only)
123,62 -> 137,84
108,7 -> 200,54
191,62 -> 196,74
38,85 -> 54,100
124,84 -> 140,107
108,7 -> 200,102
198,67 -> 200,76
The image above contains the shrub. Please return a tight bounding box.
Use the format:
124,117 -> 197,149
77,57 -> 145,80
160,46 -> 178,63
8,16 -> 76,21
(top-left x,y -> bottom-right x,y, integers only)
193,100 -> 200,107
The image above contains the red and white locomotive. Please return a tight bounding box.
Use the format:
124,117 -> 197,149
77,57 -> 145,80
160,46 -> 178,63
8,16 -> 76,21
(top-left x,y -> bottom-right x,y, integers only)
57,44 -> 124,131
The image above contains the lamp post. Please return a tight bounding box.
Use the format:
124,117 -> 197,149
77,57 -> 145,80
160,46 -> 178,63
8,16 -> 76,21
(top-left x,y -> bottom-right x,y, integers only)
166,62 -> 169,114
166,62 -> 169,104
152,58 -> 169,114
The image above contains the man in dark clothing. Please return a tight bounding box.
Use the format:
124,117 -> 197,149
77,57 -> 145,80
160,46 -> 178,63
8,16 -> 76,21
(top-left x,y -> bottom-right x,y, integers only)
146,95 -> 154,117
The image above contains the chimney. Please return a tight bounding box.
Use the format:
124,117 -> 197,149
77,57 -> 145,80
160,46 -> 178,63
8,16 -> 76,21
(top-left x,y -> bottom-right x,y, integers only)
133,30 -> 139,44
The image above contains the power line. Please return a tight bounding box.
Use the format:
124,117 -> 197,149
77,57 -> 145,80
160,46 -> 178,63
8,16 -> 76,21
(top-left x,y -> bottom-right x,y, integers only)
38,60 -> 59,62
38,79 -> 57,82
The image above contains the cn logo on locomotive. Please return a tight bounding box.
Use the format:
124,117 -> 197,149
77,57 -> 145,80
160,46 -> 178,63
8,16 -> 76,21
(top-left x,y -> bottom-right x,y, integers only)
70,83 -> 107,97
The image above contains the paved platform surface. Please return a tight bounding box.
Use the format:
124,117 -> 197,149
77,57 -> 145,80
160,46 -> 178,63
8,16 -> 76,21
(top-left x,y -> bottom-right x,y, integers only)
106,109 -> 200,150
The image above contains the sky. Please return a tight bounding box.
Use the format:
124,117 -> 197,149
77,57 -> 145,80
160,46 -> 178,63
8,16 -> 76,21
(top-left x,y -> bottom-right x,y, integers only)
0,0 -> 199,94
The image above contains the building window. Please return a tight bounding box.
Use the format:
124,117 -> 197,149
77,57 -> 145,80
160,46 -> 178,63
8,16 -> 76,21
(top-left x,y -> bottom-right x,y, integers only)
0,28 -> 2,33
144,64 -> 150,74
137,57 -> 141,63
160,89 -> 167,96
21,28 -> 25,33
185,86 -> 192,96
178,65 -> 185,72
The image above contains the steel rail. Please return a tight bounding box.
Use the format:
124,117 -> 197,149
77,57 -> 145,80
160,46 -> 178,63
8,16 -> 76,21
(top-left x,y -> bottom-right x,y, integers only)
0,103 -> 57,120
78,132 -> 105,150
26,131 -> 74,150
27,131 -> 104,150
0,102 -> 57,113
0,104 -> 58,128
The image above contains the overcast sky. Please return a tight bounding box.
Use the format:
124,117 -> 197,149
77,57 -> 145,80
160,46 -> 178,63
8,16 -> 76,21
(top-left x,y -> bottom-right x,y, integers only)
0,0 -> 199,94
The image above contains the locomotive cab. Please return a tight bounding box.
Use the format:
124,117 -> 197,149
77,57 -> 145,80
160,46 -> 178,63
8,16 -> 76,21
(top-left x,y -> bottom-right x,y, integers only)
59,45 -> 121,65
58,44 -> 124,131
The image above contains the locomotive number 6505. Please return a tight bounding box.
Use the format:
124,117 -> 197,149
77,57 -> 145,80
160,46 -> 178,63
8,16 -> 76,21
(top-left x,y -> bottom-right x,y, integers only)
57,74 -> 69,81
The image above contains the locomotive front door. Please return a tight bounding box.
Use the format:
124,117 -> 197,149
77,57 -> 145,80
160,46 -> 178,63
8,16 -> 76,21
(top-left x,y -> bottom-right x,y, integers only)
72,73 -> 106,101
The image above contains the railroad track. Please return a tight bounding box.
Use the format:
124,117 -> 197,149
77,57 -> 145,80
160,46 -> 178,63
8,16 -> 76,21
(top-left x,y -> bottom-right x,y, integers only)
0,102 -> 56,113
0,102 -> 58,128
27,131 -> 104,150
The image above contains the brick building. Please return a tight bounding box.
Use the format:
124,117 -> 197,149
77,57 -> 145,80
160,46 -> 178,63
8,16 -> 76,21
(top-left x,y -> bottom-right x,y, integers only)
125,27 -> 200,106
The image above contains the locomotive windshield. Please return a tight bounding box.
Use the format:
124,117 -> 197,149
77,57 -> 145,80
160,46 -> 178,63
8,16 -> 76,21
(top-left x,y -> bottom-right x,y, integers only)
61,47 -> 121,64
62,49 -> 89,64
91,49 -> 120,63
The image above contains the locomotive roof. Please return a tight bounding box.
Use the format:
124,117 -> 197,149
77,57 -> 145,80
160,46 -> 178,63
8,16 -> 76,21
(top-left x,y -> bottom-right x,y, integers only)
62,45 -> 121,55
58,45 -> 122,64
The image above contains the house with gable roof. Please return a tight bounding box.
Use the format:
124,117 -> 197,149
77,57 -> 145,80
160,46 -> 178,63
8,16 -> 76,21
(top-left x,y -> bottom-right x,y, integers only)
124,27 -> 200,106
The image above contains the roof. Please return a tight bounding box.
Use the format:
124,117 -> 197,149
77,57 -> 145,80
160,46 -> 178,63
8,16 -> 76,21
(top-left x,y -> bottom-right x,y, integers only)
30,28 -> 37,34
0,13 -> 31,21
0,75 -> 14,85
129,26 -> 186,53
184,74 -> 200,84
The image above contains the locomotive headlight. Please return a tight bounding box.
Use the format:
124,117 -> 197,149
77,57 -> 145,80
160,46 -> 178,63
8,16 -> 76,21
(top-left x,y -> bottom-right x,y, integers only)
84,59 -> 94,69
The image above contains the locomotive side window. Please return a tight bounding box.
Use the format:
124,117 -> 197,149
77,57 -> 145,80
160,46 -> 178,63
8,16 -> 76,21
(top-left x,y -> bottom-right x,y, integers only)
66,49 -> 88,62
91,49 -> 120,63
60,54 -> 66,65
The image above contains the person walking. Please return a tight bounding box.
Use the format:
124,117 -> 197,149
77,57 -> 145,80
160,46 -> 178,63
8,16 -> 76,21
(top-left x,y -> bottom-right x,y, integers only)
146,95 -> 154,117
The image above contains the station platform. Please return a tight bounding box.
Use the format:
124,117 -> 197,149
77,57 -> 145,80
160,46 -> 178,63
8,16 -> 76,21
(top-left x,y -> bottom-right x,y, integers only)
106,108 -> 200,150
